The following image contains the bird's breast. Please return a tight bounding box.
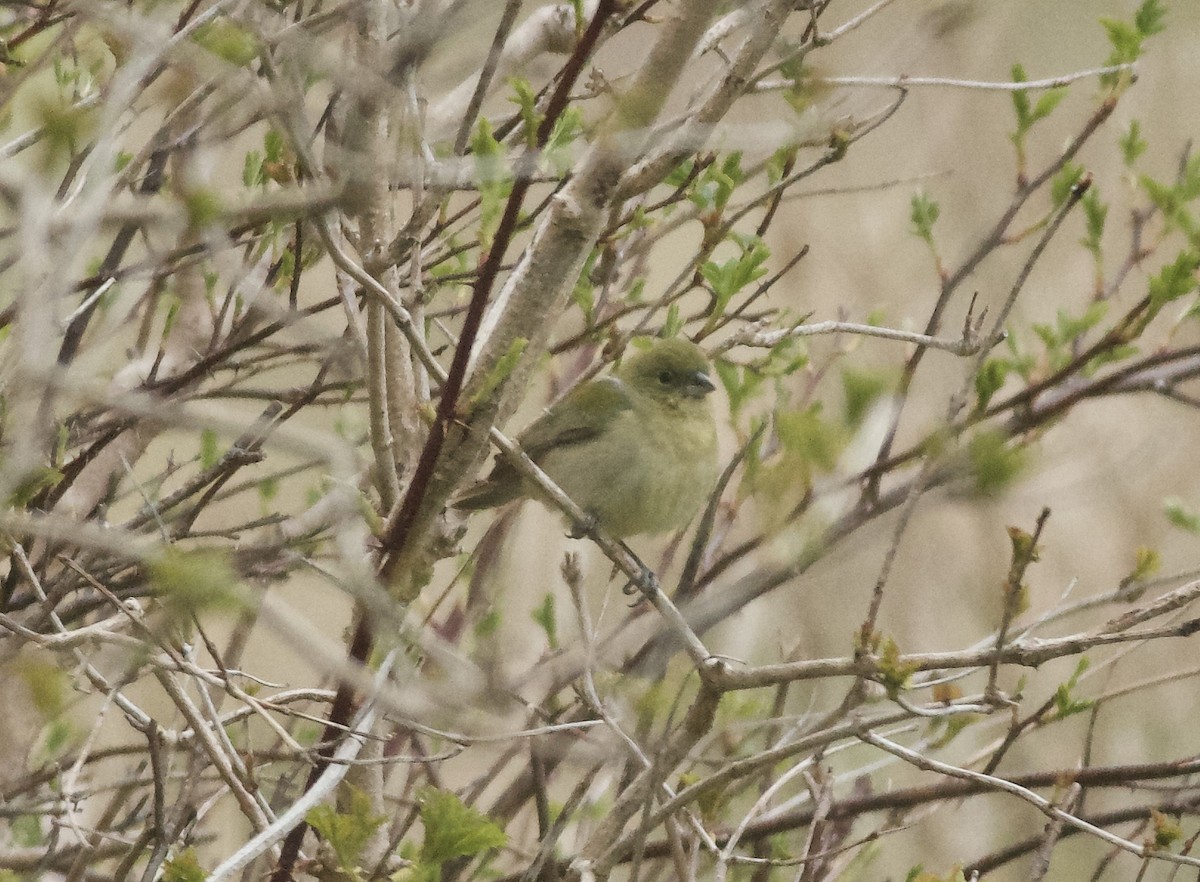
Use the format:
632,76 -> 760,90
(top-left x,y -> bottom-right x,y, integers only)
538,404 -> 716,537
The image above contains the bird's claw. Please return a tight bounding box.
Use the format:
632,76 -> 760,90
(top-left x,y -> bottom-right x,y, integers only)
621,563 -> 660,603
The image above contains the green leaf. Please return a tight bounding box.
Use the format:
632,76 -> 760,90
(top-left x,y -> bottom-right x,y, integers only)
162,848 -> 208,882
779,57 -> 827,116
258,476 -> 279,511
761,338 -> 809,379
714,152 -> 745,209
715,359 -> 761,418
471,117 -> 511,248
1182,153 -> 1200,202
474,609 -> 500,638
1119,120 -> 1147,166
418,787 -> 507,867
531,593 -> 558,650
1140,174 -> 1179,217
910,191 -> 940,244
1009,63 -> 1031,131
699,235 -> 770,314
877,635 -> 918,696
1081,189 -> 1108,256
192,19 -> 260,66
39,718 -> 75,761
11,815 -> 43,847
1051,161 -> 1085,207
1032,321 -> 1059,356
1148,250 -> 1200,310
908,868 -> 969,882
662,302 -> 683,338
243,149 -> 264,188
1052,657 -> 1093,719
1056,301 -> 1108,342
507,77 -> 540,147
974,359 -> 1010,412
765,145 -> 797,184
1003,326 -> 1037,381
148,547 -> 242,620
571,275 -> 594,322
467,338 -> 527,410
571,251 -> 597,321
7,465 -> 64,508
1031,87 -> 1067,123
1010,65 -> 1065,135
16,658 -> 68,718
1134,0 -> 1167,37
1006,524 -> 1039,567
36,93 -> 95,166
689,153 -> 745,212
927,711 -> 980,749
264,129 -> 284,164
1150,809 -> 1184,849
1123,545 -> 1161,588
1165,496 -> 1200,532
545,106 -> 584,174
841,366 -> 889,429
1083,342 -> 1139,375
663,158 -> 695,189
1098,2 -> 1165,89
967,430 -> 1025,497
184,187 -> 223,229
776,404 -> 841,472
1101,18 -> 1143,62
1140,171 -> 1199,239
200,428 -> 221,470
306,787 -> 387,880
1007,60 -> 1064,168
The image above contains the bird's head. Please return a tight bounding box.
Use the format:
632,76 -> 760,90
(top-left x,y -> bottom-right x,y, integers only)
619,337 -> 716,407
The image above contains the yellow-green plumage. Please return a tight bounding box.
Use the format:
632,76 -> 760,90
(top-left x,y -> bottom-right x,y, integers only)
453,338 -> 719,538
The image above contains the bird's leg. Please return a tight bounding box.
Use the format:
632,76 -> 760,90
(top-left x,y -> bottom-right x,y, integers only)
571,517 -> 659,602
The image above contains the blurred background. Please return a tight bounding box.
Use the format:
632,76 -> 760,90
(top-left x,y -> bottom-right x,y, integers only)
255,1 -> 1200,877
443,1 -> 1200,876
3,1 -> 1198,880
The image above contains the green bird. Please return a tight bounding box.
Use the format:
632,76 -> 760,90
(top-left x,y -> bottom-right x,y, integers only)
454,337 -> 719,538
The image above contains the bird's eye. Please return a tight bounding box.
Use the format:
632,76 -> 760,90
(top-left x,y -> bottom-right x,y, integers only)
657,370 -> 672,384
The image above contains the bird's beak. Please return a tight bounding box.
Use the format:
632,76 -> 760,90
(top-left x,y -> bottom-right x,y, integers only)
685,371 -> 717,399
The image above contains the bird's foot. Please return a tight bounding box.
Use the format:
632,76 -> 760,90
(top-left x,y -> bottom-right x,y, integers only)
619,543 -> 660,602
568,513 -> 599,540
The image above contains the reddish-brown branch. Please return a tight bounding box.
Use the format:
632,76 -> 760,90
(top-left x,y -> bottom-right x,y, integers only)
269,6 -> 620,881
492,756 -> 1200,881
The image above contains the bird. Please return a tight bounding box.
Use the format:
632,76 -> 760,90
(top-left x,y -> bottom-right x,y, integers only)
453,337 -> 719,539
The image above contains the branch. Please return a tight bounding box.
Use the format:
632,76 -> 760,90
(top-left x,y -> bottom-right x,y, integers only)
715,315 -> 987,356
857,727 -> 1200,870
208,652 -> 397,882
753,64 -> 1138,93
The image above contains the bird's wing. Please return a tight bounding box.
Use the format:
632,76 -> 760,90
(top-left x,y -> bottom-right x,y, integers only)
518,376 -> 633,459
452,376 -> 632,511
